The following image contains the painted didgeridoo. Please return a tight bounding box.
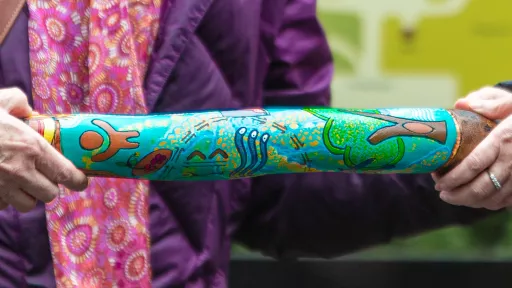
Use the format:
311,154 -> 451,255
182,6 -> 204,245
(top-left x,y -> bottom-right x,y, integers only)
23,107 -> 496,180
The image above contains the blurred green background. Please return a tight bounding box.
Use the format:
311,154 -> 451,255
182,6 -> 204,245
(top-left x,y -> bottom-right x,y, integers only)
233,0 -> 512,260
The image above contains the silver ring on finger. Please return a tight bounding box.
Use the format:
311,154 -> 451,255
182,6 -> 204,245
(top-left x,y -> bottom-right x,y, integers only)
488,170 -> 502,190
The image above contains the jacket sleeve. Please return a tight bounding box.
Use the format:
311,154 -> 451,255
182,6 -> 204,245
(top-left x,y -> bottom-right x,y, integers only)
232,0 -> 500,259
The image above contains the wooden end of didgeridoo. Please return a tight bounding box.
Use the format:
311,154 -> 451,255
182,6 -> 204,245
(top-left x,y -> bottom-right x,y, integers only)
436,109 -> 497,175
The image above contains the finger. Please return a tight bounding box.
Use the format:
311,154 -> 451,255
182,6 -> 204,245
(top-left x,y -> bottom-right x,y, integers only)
1,188 -> 37,213
439,170 -> 498,208
35,140 -> 89,191
455,87 -> 512,119
440,155 -> 510,209
468,99 -> 512,120
463,89 -> 512,119
454,87 -> 499,110
479,144 -> 512,210
482,179 -> 512,211
18,170 -> 60,203
465,86 -> 507,102
435,132 -> 500,192
0,88 -> 32,118
454,98 -> 471,110
439,189 -> 467,207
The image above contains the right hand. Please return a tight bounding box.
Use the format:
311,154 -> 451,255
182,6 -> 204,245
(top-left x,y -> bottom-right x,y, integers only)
0,88 -> 88,212
433,86 -> 512,210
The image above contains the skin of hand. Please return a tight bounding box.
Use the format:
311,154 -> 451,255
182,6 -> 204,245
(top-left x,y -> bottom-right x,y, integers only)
432,86 -> 512,210
0,87 -> 88,212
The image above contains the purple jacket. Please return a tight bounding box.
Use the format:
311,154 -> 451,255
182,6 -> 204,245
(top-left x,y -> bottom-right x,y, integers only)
0,0 -> 497,287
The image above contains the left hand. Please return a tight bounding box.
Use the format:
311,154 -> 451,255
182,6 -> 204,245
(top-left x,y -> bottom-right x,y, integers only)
432,86 -> 512,210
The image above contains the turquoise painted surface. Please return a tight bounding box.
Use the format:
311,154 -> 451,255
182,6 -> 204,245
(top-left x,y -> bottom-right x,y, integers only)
27,107 -> 458,180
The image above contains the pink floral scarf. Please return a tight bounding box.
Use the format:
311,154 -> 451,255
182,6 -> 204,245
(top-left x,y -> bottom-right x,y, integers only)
26,0 -> 161,286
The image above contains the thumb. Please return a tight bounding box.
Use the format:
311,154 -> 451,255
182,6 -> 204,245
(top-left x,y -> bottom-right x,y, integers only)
454,98 -> 471,110
0,88 -> 33,118
455,95 -> 512,120
454,86 -> 512,120
463,97 -> 512,120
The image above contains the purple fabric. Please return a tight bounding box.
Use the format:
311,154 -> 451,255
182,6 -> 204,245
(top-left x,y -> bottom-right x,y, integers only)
0,0 -> 498,287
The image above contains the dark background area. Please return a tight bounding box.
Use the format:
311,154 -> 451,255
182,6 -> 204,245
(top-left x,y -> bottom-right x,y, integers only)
229,259 -> 512,288
230,213 -> 512,287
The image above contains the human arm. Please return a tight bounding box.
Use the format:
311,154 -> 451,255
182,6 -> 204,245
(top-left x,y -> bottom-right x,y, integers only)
233,0 -> 499,259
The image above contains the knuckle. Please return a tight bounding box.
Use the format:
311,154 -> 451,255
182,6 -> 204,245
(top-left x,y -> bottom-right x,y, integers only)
0,155 -> 31,179
31,143 -> 53,163
29,137 -> 45,153
495,97 -> 512,115
8,136 -> 44,159
466,154 -> 484,172
5,165 -> 26,180
0,87 -> 27,108
53,168 -> 72,184
500,165 -> 512,184
470,185 -> 492,200
440,175 -> 455,187
498,127 -> 512,145
492,102 -> 507,116
24,144 -> 41,159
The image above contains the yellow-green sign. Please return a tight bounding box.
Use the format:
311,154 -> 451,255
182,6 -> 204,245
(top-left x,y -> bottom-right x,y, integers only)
319,0 -> 512,108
